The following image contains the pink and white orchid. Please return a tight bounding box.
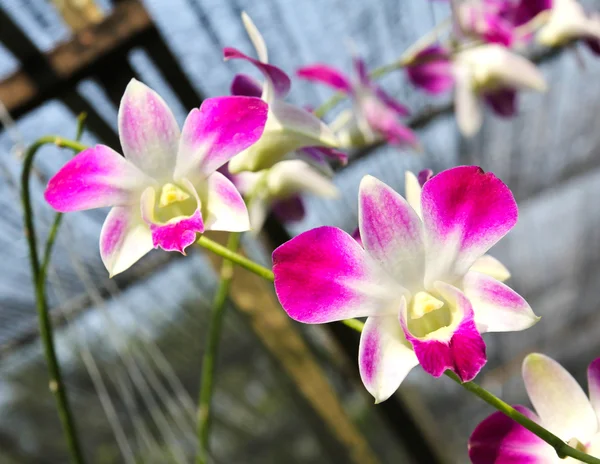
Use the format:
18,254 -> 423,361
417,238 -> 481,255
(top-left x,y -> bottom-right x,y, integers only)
224,160 -> 339,233
537,0 -> 600,53
407,44 -> 547,136
469,353 -> 600,463
224,13 -> 339,174
45,79 -> 268,276
273,166 -> 538,403
297,58 -> 418,148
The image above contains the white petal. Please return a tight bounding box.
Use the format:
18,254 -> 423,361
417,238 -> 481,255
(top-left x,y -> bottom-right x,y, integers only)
100,205 -> 154,277
359,314 -> 418,403
404,171 -> 423,219
469,254 -> 511,282
463,271 -> 539,333
241,12 -> 268,63
523,353 -> 598,443
266,160 -> 339,199
454,63 -> 483,137
202,171 -> 250,232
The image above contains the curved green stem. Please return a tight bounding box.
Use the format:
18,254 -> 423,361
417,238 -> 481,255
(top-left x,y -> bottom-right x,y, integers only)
22,137 -> 87,464
196,232 -> 242,464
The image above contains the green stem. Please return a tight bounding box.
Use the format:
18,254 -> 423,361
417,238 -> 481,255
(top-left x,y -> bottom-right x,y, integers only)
21,137 -> 87,464
197,235 -> 275,282
196,232 -> 242,464
445,372 -> 600,464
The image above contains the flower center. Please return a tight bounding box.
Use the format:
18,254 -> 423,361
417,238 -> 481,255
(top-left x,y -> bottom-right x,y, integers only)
159,183 -> 190,208
407,291 -> 452,338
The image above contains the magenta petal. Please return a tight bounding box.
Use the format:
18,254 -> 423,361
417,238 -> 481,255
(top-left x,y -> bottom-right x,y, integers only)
401,283 -> 487,381
362,99 -> 418,147
585,37 -> 600,56
273,226 -> 396,323
351,227 -> 363,247
418,169 -> 433,187
45,145 -> 149,212
175,96 -> 268,179
296,64 -> 353,93
374,87 -> 410,116
359,175 -> 424,291
484,88 -> 518,117
224,47 -> 291,99
469,406 -> 557,464
513,0 -> 552,27
272,195 -> 305,223
301,146 -> 348,165
353,57 -> 370,86
231,73 -> 263,97
149,210 -> 204,253
406,45 -> 454,95
589,357 -> 600,418
422,166 -> 518,284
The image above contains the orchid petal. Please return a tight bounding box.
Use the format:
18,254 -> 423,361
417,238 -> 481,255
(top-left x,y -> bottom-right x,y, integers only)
296,64 -> 353,93
469,254 -> 511,282
228,100 -> 339,173
484,88 -> 518,117
100,205 -> 154,277
351,227 -> 363,247
175,96 -> 268,180
469,406 -> 559,464
401,283 -> 487,381
406,45 -> 454,95
247,193 -> 270,234
417,169 -> 433,187
241,12 -> 268,62
267,160 -> 338,199
422,166 -> 518,287
588,358 -> 600,420
454,63 -> 483,137
231,74 -> 263,97
374,87 -> 410,116
353,57 -> 370,86
140,180 -> 205,254
362,98 -> 418,147
202,171 -> 250,232
405,171 -> 423,218
272,195 -> 306,224
45,145 -> 151,212
463,271 -> 539,333
224,47 -> 291,101
300,146 -> 348,165
523,353 -> 599,442
273,226 -> 399,324
118,79 -> 180,180
359,314 -> 419,404
359,175 -> 425,292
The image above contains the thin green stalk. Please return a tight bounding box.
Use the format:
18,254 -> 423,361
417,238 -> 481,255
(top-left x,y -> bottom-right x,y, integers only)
196,232 -> 242,464
21,137 -> 87,464
41,115 -> 87,281
197,235 -> 275,282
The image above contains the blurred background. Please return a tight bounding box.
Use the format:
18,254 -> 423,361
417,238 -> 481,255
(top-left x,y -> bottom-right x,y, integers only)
1,0 -> 600,462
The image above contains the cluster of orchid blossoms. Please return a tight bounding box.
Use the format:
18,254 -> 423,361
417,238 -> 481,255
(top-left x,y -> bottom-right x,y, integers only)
39,3 -> 600,464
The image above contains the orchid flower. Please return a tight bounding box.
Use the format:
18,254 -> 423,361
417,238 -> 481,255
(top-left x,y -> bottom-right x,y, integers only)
407,44 -> 547,136
458,0 -> 552,46
469,353 -> 600,463
273,166 -> 538,403
224,13 -> 339,174
45,79 -> 268,276
537,0 -> 600,54
297,58 -> 418,148
223,160 -> 339,233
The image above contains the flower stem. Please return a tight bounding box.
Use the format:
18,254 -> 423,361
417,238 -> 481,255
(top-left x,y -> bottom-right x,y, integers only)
196,232 -> 242,464
197,235 -> 275,282
21,137 -> 87,464
445,371 -> 600,464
